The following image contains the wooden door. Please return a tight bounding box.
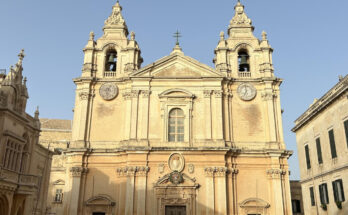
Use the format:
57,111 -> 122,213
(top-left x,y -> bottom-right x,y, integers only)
165,206 -> 186,215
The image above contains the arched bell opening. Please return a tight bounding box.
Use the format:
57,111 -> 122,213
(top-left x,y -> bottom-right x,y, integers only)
238,50 -> 250,72
105,51 -> 117,72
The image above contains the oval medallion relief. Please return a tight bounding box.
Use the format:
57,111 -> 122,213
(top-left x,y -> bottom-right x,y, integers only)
168,153 -> 185,173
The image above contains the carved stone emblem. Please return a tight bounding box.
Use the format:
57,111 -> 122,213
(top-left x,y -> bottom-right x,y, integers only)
99,83 -> 118,100
237,83 -> 257,101
168,153 -> 185,173
188,164 -> 194,174
169,171 -> 184,185
158,164 -> 165,174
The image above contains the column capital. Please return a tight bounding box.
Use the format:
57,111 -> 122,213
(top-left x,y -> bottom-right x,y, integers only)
203,90 -> 212,98
70,167 -> 88,177
266,168 -> 286,179
204,166 -> 228,177
141,90 -> 151,98
116,166 -> 150,177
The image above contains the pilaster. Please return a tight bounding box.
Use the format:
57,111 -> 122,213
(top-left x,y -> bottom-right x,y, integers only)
68,167 -> 88,215
122,91 -> 132,140
139,90 -> 150,141
213,90 -> 224,140
203,90 -> 212,140
130,90 -> 140,140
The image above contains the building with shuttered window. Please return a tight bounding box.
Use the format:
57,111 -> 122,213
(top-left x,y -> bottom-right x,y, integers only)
292,74 -> 348,214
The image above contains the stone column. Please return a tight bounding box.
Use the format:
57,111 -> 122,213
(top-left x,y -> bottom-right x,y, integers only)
68,167 -> 88,215
130,90 -> 140,140
136,166 -> 149,215
267,168 -> 286,215
215,167 -> 228,215
139,90 -> 150,141
203,90 -> 212,140
204,167 -> 215,215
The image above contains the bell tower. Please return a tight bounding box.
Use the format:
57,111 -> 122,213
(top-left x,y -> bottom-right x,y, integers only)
214,1 -> 274,79
72,1 -> 143,147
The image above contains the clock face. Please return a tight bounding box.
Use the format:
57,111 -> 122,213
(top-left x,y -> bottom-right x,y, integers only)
99,83 -> 118,100
237,83 -> 256,101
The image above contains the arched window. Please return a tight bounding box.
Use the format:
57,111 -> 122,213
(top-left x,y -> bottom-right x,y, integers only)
105,51 -> 117,72
168,108 -> 184,142
238,50 -> 250,72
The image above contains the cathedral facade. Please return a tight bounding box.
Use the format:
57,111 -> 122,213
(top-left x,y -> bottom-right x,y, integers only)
45,1 -> 292,215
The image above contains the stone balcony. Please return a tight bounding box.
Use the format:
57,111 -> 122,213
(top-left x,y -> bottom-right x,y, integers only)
238,71 -> 251,78
104,71 -> 116,77
0,167 -> 40,188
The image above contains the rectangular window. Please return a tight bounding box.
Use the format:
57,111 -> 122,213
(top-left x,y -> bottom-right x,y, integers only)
310,187 -> 315,206
319,183 -> 329,204
292,199 -> 301,213
316,138 -> 323,164
332,179 -> 345,202
305,145 -> 311,169
328,129 -> 337,158
344,120 -> 348,148
54,189 -> 63,203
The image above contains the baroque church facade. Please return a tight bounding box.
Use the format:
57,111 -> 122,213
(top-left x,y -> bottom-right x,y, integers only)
45,1 -> 293,215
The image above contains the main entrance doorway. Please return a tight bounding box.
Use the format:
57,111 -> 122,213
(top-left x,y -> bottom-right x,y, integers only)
92,213 -> 105,215
165,206 -> 186,215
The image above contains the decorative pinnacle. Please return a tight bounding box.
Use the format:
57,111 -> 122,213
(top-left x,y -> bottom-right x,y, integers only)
220,31 -> 225,41
130,31 -> 135,40
34,106 -> 39,119
89,31 -> 95,41
17,49 -> 25,65
173,30 -> 182,45
262,31 -> 267,40
23,77 -> 27,86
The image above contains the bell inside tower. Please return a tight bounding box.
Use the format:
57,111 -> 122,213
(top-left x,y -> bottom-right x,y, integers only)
105,51 -> 117,72
238,50 -> 250,72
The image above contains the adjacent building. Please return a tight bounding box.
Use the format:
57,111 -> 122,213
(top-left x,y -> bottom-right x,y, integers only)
290,180 -> 304,215
292,74 -> 348,214
0,50 -> 54,215
44,1 -> 293,215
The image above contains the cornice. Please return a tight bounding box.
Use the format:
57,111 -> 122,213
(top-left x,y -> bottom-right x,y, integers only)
292,75 -> 348,132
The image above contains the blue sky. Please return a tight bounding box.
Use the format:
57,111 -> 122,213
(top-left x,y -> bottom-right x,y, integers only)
1,0 -> 348,180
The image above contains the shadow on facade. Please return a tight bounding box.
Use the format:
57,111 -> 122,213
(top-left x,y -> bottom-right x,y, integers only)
48,167 -> 238,215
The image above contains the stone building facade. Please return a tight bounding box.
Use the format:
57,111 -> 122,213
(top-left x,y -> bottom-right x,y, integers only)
45,1 -> 293,215
292,74 -> 348,214
0,50 -> 54,215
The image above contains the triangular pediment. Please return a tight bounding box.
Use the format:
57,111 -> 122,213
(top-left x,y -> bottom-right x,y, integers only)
131,53 -> 223,79
86,195 -> 115,206
53,179 -> 65,185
